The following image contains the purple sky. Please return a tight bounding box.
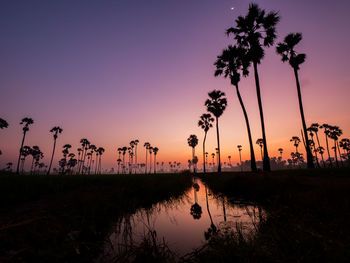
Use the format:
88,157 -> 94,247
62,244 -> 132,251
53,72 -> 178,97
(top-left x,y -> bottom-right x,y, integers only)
1,0 -> 349,169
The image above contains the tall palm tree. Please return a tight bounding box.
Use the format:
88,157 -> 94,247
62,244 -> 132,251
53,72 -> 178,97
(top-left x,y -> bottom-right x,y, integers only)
227,3 -> 279,171
122,146 -> 127,174
96,147 -> 105,174
320,124 -> 333,167
237,145 -> 243,171
278,148 -> 283,159
205,90 -> 227,172
187,134 -> 198,173
309,123 -> 325,167
47,126 -> 63,175
153,147 -> 159,174
329,126 -> 343,168
148,146 -> 153,174
0,118 -> 9,129
290,136 -> 301,153
143,142 -> 150,174
16,117 -> 34,174
134,139 -> 139,172
256,138 -> 264,161
215,45 -> 257,172
88,144 -> 97,174
20,146 -> 31,173
198,113 -> 214,173
276,33 -> 314,168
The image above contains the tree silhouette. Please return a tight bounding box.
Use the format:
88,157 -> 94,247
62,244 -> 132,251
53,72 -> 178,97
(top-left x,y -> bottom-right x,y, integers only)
88,144 -> 97,174
143,142 -> 150,174
47,126 -> 63,175
134,139 -> 139,172
237,145 -> 243,171
227,3 -> 279,171
153,147 -> 159,174
276,33 -> 314,168
16,118 -> 34,174
328,126 -> 343,168
307,128 -> 320,168
320,124 -> 333,167
198,113 -> 214,173
96,147 -> 105,174
20,146 -> 31,173
215,45 -> 257,172
256,138 -> 264,161
205,90 -> 227,172
148,146 -> 153,174
309,123 -> 325,167
78,138 -> 90,174
290,136 -> 301,153
187,134 -> 198,173
0,118 -> 9,129
278,148 -> 283,159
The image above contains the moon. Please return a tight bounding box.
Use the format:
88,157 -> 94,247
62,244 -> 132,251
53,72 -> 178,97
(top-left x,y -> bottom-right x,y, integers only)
230,7 -> 235,11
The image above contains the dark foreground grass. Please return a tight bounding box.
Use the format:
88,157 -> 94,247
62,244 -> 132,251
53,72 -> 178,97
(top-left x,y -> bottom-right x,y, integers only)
194,168 -> 350,263
0,172 -> 192,263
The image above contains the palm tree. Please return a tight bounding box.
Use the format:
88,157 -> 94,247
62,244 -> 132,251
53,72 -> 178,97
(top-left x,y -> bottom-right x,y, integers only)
227,3 -> 279,171
198,113 -> 214,173
153,147 -> 159,174
88,144 -> 97,174
134,139 -> 139,172
228,155 -> 231,166
211,153 -> 215,168
20,146 -> 31,173
187,135 -> 198,173
205,90 -> 227,172
0,118 -> 9,129
317,146 -> 326,167
276,33 -> 314,168
290,136 -> 301,153
309,123 -> 325,167
307,128 -> 320,168
237,145 -> 243,171
256,138 -> 264,161
96,147 -> 105,174
148,146 -> 153,174
329,126 -> 343,167
278,148 -> 283,159
122,146 -> 127,174
16,117 -> 34,174
215,45 -> 257,172
143,142 -> 150,174
320,124 -> 333,167
78,138 -> 90,174
47,126 -> 63,175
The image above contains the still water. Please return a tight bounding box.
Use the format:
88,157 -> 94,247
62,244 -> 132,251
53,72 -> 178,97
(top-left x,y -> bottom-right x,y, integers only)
100,179 -> 264,261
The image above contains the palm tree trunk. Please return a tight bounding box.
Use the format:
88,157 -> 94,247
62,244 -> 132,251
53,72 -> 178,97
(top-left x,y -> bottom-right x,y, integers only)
315,132 -> 326,167
337,141 -> 344,167
16,131 -> 27,174
253,62 -> 270,171
260,146 -> 263,161
235,84 -> 257,172
95,154 -> 98,174
216,117 -> 221,173
154,154 -> 156,174
334,140 -> 339,168
47,138 -> 57,175
145,150 -> 148,174
293,68 -> 314,168
325,134 -> 332,167
239,151 -> 242,172
203,131 -> 207,173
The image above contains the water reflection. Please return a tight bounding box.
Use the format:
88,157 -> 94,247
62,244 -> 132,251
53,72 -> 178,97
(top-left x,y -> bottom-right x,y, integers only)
100,179 -> 265,261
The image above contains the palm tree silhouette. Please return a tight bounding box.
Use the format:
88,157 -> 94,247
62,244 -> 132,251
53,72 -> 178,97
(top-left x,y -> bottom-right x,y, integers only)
0,118 -> 9,129
88,144 -> 97,174
122,146 -> 127,174
227,3 -> 279,171
78,138 -> 90,174
309,123 -> 325,167
237,145 -> 243,171
20,146 -> 31,173
134,139 -> 139,172
278,148 -> 283,159
328,126 -> 343,168
148,146 -> 153,174
228,155 -> 231,166
153,147 -> 159,174
256,138 -> 264,161
47,126 -> 63,175
16,117 -> 34,174
205,90 -> 227,172
290,136 -> 301,153
143,142 -> 150,174
198,113 -> 214,173
320,124 -> 333,167
215,45 -> 257,172
187,134 -> 198,173
96,147 -> 105,174
276,33 -> 314,168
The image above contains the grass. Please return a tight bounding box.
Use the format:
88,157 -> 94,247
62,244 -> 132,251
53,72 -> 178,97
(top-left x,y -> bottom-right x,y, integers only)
194,168 -> 350,262
0,172 -> 192,263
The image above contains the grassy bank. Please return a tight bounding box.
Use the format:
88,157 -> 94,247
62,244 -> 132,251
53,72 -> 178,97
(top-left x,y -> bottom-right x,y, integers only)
195,168 -> 350,262
0,173 -> 192,262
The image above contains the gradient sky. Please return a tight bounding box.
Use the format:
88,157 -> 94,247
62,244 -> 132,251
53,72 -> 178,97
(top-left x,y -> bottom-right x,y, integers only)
1,0 -> 349,170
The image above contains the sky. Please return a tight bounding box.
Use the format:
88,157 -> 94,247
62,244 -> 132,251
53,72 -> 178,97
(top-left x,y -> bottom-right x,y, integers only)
1,0 -> 349,170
